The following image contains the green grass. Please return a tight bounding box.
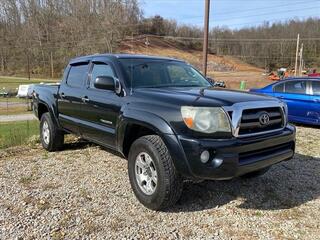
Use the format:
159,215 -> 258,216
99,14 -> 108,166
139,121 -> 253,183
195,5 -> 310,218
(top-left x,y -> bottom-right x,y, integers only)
0,120 -> 39,149
0,76 -> 59,90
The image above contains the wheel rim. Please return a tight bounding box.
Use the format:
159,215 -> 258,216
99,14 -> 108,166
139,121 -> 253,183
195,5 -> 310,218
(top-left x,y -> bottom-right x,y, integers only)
135,152 -> 158,195
42,121 -> 50,145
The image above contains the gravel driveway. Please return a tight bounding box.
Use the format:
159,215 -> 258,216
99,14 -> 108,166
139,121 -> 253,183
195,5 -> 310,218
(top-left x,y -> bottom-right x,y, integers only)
0,126 -> 319,239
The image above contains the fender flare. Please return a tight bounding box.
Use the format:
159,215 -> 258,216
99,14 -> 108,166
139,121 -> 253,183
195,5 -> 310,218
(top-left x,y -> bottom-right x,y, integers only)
117,108 -> 192,177
35,96 -> 61,128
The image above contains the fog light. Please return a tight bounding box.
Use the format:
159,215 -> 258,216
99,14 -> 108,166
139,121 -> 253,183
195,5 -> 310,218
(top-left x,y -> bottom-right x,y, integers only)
200,150 -> 210,163
212,158 -> 223,168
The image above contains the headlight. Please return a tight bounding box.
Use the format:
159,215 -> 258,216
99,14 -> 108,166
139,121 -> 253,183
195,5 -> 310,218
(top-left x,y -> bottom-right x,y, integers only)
181,106 -> 231,133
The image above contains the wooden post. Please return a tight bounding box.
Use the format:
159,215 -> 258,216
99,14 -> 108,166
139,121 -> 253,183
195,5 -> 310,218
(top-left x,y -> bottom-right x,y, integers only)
294,34 -> 300,76
50,52 -> 54,79
202,0 -> 210,76
25,48 -> 31,81
299,43 -> 303,76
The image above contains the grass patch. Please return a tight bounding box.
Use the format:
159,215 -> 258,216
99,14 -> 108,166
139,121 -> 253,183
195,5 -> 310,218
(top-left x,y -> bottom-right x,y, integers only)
0,97 -> 30,103
0,106 -> 30,115
0,120 -> 39,149
0,75 -> 59,90
0,97 -> 31,115
19,175 -> 34,186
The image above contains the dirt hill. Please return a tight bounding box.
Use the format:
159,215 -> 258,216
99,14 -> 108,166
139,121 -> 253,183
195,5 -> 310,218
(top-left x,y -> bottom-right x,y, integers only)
119,35 -> 273,89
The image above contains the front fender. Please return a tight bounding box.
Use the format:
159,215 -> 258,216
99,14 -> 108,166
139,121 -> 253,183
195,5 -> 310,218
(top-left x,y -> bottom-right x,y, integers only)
117,108 -> 192,177
119,108 -> 175,135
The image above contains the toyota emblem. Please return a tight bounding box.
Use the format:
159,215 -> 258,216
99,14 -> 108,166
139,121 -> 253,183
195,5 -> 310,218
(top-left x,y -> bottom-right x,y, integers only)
259,112 -> 270,126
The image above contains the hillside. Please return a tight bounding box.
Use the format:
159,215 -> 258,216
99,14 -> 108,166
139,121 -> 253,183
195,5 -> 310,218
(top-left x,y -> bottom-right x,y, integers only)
120,36 -> 274,89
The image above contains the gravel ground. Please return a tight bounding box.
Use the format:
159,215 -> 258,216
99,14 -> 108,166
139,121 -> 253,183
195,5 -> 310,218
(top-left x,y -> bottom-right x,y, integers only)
0,126 -> 319,239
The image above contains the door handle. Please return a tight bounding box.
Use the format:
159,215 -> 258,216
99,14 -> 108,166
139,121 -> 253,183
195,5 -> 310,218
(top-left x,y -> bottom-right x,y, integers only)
81,96 -> 90,103
279,96 -> 285,99
314,99 -> 320,103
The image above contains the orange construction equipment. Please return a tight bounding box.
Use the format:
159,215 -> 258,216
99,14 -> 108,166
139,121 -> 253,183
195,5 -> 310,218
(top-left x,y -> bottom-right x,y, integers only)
268,72 -> 280,81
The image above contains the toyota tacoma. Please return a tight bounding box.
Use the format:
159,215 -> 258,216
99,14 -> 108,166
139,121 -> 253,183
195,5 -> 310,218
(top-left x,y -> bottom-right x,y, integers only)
32,54 -> 296,210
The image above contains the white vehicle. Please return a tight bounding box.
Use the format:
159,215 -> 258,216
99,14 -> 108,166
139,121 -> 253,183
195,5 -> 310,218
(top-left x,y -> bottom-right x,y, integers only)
17,84 -> 33,98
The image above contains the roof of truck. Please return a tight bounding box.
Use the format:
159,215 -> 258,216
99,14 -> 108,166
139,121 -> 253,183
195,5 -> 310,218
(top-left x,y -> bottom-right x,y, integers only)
70,54 -> 183,64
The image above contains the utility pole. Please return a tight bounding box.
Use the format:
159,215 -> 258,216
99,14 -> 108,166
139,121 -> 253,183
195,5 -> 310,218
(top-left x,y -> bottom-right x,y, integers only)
294,34 -> 300,76
202,0 -> 210,76
299,43 -> 304,76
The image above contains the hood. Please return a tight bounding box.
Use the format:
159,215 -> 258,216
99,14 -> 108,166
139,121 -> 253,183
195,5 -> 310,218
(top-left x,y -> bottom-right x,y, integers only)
131,87 -> 277,107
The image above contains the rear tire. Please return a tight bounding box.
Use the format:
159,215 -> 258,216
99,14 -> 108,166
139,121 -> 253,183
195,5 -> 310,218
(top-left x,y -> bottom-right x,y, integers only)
40,112 -> 64,152
241,166 -> 271,179
128,135 -> 183,210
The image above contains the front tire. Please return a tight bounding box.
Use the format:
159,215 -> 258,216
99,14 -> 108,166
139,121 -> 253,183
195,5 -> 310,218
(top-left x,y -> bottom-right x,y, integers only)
40,112 -> 64,152
128,135 -> 183,210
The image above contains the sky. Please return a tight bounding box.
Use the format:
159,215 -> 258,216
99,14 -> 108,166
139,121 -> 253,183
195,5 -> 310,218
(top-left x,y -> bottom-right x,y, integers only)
139,0 -> 320,29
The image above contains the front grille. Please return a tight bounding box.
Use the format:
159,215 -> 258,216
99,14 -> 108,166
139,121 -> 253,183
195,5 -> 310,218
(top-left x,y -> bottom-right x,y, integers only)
238,107 -> 284,135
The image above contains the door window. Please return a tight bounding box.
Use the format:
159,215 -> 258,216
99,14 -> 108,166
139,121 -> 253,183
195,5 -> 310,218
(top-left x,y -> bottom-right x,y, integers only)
67,64 -> 89,88
312,81 -> 320,95
90,63 -> 115,89
273,83 -> 284,92
285,81 -> 307,94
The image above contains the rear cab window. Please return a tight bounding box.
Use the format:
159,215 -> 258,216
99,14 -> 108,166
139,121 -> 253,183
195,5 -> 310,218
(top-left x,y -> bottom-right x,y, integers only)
66,64 -> 89,88
284,81 -> 307,94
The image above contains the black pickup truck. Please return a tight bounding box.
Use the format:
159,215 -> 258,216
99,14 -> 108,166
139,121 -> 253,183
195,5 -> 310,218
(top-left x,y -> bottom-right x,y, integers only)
33,54 -> 296,210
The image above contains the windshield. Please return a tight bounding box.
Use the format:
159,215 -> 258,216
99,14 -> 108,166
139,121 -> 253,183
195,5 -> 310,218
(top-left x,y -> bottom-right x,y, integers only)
119,59 -> 211,89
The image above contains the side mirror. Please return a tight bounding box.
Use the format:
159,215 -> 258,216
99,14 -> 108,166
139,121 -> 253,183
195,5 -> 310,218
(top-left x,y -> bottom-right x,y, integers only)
94,76 -> 115,91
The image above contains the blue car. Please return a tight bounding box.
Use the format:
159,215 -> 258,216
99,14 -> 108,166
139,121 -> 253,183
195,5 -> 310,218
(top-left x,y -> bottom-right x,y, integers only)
250,78 -> 320,125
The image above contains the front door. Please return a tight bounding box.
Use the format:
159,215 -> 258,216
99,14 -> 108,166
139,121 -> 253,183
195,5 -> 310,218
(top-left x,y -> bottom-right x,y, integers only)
79,61 -> 123,149
277,80 -> 310,123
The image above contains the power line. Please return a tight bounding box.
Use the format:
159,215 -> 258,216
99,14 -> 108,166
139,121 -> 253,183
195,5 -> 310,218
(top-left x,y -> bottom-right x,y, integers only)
214,15 -> 320,28
213,7 -> 320,22
185,0 -> 320,19
145,34 -> 320,42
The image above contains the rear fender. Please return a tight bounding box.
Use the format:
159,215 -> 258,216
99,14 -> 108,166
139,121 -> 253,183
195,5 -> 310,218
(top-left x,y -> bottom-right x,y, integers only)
33,92 -> 61,128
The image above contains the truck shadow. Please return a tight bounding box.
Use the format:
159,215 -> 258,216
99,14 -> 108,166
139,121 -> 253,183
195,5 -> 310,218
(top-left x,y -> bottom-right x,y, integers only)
169,153 -> 319,212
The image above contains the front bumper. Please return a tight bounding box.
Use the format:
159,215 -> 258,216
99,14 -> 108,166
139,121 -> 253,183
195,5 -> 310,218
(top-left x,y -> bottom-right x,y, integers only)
176,124 -> 296,180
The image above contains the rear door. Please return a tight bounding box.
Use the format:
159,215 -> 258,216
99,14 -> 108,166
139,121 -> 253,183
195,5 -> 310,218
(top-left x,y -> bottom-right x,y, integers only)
274,80 -> 310,123
79,60 -> 123,148
309,81 -> 320,124
58,62 -> 89,133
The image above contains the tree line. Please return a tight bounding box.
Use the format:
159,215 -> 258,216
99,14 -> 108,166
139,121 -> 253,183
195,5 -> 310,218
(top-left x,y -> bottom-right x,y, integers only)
0,1 -> 319,79
0,0 -> 141,78
139,16 -> 320,71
